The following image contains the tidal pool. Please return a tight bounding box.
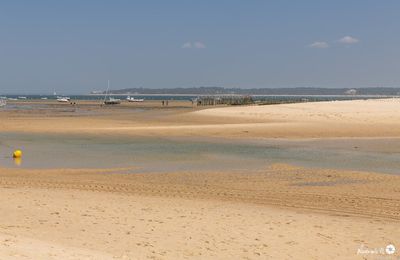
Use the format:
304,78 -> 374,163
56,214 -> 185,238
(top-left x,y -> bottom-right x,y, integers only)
0,132 -> 399,175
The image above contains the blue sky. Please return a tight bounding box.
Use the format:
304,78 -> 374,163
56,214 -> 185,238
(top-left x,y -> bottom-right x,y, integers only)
0,1 -> 399,94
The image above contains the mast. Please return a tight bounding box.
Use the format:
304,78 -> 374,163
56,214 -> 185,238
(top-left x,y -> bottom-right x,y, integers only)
104,80 -> 110,103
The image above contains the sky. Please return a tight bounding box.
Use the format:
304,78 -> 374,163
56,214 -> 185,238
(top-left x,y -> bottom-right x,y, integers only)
0,1 -> 399,94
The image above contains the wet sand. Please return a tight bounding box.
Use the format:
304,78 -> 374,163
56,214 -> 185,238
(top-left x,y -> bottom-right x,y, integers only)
0,99 -> 399,259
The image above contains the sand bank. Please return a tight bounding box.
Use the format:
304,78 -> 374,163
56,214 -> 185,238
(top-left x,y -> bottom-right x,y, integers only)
2,98 -> 400,138
193,98 -> 400,138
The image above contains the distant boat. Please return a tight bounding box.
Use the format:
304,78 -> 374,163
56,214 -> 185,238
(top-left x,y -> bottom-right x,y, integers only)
57,96 -> 70,102
127,96 -> 144,102
104,97 -> 121,105
18,96 -> 27,100
41,97 -> 48,100
103,80 -> 121,105
8,98 -> 18,101
0,99 -> 6,107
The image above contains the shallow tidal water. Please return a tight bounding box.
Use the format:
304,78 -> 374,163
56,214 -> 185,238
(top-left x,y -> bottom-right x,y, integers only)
0,132 -> 399,175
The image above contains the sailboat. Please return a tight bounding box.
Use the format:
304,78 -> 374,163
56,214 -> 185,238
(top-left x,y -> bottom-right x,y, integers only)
103,80 -> 121,105
57,96 -> 70,102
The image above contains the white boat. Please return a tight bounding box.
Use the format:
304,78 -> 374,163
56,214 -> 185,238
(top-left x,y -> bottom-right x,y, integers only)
127,96 -> 144,102
0,99 -> 6,107
103,81 -> 121,105
104,97 -> 121,105
18,96 -> 27,100
41,97 -> 48,100
8,98 -> 18,101
57,96 -> 70,102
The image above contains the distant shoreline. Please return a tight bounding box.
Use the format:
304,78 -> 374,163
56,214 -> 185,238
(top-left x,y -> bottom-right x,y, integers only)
99,86 -> 400,96
88,93 -> 398,97
2,93 -> 399,97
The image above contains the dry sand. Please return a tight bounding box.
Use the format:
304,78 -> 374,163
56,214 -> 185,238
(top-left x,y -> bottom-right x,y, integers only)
0,188 -> 397,260
0,99 -> 400,259
0,165 -> 399,259
194,98 -> 400,138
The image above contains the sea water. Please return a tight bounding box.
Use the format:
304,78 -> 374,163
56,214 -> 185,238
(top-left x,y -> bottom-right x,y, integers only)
0,132 -> 399,175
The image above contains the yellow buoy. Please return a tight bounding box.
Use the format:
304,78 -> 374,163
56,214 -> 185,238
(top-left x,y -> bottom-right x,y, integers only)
13,157 -> 22,166
13,150 -> 22,158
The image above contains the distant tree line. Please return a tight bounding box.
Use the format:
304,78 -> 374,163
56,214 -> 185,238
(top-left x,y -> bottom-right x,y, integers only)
100,87 -> 400,96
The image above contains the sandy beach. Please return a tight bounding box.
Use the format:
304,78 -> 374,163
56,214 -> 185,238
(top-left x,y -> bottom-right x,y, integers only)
2,1 -> 400,259
0,99 -> 399,259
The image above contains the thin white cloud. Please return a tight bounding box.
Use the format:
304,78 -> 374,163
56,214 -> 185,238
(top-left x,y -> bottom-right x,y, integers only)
338,36 -> 359,44
181,42 -> 192,48
181,41 -> 206,49
309,41 -> 329,49
193,41 -> 206,49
